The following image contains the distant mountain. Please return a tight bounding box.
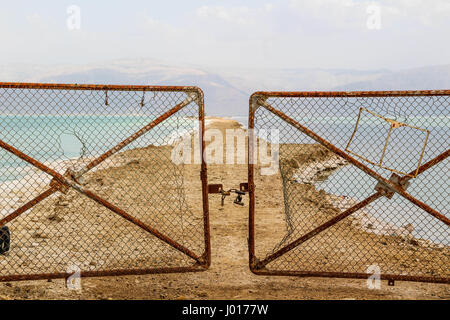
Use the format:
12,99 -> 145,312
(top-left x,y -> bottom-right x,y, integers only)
1,60 -> 449,116
212,67 -> 387,93
0,60 -> 249,116
39,67 -> 249,117
333,65 -> 450,91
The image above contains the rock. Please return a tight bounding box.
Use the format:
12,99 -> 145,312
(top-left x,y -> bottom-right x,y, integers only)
56,201 -> 69,207
402,223 -> 415,234
47,214 -> 63,223
289,159 -> 299,169
292,157 -> 347,184
32,232 -> 47,239
127,160 -> 140,166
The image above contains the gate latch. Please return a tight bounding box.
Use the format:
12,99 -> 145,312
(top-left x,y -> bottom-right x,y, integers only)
208,183 -> 249,206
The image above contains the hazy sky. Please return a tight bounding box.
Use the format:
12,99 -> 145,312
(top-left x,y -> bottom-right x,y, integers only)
1,0 -> 449,70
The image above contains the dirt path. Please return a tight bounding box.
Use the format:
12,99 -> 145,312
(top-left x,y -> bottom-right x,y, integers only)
0,119 -> 448,300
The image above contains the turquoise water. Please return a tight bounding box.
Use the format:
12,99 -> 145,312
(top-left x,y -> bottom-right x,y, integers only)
0,115 -> 197,182
1,113 -> 448,244
317,163 -> 449,245
255,111 -> 448,245
310,117 -> 449,245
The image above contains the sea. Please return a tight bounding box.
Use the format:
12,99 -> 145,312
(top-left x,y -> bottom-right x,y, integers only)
0,113 -> 448,245
250,109 -> 449,245
0,115 -> 198,182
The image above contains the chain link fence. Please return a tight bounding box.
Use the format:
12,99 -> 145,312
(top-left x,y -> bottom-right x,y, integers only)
248,91 -> 449,283
0,83 -> 210,281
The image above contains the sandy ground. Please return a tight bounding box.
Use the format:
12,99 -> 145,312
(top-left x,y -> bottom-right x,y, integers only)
0,118 -> 449,300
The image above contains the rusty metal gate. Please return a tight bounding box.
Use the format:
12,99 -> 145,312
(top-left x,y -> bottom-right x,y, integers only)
248,90 -> 449,284
0,82 -> 210,281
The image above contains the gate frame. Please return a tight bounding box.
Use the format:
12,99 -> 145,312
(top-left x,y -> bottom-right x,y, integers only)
0,82 -> 211,282
248,90 -> 450,284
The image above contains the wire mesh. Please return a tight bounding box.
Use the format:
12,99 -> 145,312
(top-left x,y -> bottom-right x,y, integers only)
0,83 -> 210,281
249,91 -> 449,283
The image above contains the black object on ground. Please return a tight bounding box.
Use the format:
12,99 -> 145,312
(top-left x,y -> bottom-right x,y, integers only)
0,226 -> 10,254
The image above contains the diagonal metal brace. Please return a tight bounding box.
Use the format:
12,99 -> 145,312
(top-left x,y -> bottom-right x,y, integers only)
257,98 -> 450,227
72,93 -> 196,179
374,173 -> 410,199
0,93 -> 196,227
0,139 -> 202,264
254,150 -> 449,269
